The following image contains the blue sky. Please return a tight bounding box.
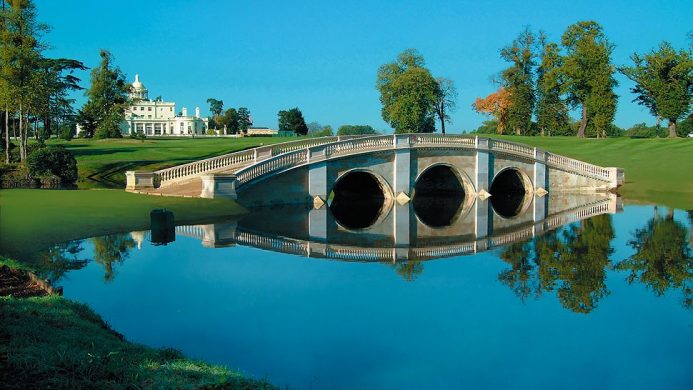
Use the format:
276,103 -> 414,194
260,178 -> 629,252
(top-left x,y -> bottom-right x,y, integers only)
38,0 -> 692,132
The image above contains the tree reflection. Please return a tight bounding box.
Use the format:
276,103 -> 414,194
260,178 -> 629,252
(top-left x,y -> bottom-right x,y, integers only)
498,214 -> 615,313
498,240 -> 539,301
34,240 -> 88,283
616,209 -> 693,309
395,260 -> 424,282
91,234 -> 136,282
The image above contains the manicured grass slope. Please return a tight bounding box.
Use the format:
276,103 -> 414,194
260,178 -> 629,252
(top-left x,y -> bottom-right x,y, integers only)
489,136 -> 693,209
0,189 -> 245,261
0,294 -> 273,389
48,137 -> 293,188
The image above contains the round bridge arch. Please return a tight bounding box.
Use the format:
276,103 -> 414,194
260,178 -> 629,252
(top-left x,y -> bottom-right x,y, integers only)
489,167 -> 533,218
412,164 -> 474,228
328,169 -> 393,230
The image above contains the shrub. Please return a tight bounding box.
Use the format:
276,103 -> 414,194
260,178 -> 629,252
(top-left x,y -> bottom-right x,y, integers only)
129,130 -> 146,141
59,125 -> 74,141
26,146 -> 78,185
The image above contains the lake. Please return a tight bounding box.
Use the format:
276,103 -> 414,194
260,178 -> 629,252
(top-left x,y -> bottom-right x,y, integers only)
43,199 -> 692,389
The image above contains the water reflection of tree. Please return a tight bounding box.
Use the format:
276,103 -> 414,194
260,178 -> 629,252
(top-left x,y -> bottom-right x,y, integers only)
498,214 -> 615,313
498,241 -> 539,301
91,234 -> 136,282
395,260 -> 424,282
616,209 -> 693,309
34,240 -> 88,283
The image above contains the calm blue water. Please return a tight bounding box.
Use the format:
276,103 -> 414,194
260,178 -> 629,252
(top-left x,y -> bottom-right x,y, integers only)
54,205 -> 693,389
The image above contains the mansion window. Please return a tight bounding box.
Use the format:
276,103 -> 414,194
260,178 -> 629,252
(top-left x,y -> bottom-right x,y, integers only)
145,124 -> 153,135
136,124 -> 144,132
148,107 -> 152,111
154,123 -> 162,135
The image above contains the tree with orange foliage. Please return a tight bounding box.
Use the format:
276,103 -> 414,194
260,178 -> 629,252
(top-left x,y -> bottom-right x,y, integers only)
472,88 -> 512,134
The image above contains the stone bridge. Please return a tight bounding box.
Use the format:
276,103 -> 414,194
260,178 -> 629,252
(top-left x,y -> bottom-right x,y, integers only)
126,134 -> 624,209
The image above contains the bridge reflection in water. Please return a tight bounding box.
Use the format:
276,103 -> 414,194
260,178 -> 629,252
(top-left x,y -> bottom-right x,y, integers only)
164,193 -> 621,263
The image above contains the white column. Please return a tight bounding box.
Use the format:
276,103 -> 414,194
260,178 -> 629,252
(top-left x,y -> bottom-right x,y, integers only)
393,148 -> 411,196
475,137 -> 490,194
533,148 -> 547,191
308,161 -> 328,201
474,198 -> 490,239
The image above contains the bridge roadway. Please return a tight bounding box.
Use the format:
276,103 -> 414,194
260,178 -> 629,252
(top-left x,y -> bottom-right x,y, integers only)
125,134 -> 624,205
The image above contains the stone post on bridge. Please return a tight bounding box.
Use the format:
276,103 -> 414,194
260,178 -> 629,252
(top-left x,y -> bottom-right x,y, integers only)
393,134 -> 412,200
474,137 -> 491,240
308,145 -> 329,205
533,148 -> 548,193
200,173 -> 238,200
125,171 -> 157,191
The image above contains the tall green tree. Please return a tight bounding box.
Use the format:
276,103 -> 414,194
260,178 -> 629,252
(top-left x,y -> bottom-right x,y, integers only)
535,33 -> 570,136
376,49 -> 438,133
621,42 -> 693,138
434,77 -> 457,134
278,107 -> 308,135
79,50 -> 130,139
561,21 -> 618,138
220,107 -> 238,134
206,98 -> 223,118
237,106 -> 252,134
0,0 -> 47,160
499,27 -> 536,135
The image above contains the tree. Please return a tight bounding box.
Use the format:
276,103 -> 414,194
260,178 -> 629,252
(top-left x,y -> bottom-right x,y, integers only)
278,107 -> 308,135
336,124 -> 378,135
237,107 -> 252,134
434,77 -> 457,134
220,107 -> 238,134
621,42 -> 693,138
499,27 -> 536,135
376,49 -> 438,133
472,88 -> 512,133
536,33 -> 570,136
561,21 -> 618,138
0,0 -> 47,161
206,98 -> 223,118
80,50 -> 130,139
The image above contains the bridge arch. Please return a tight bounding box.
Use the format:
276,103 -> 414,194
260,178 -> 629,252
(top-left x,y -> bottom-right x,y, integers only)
412,164 -> 475,228
489,167 -> 533,218
328,169 -> 394,230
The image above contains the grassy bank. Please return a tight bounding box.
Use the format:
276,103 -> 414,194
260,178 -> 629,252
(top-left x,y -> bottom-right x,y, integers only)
0,290 -> 272,388
47,137 -> 294,188
488,136 -> 693,209
0,189 -> 246,262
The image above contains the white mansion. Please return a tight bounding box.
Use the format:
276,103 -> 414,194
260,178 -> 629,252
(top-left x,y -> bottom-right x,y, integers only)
123,74 -> 209,136
78,74 -> 209,136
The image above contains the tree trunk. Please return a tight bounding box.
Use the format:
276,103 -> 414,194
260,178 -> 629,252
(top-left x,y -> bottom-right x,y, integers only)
4,107 -> 9,164
18,103 -> 24,162
668,120 -> 677,138
577,104 -> 587,138
441,119 -> 446,135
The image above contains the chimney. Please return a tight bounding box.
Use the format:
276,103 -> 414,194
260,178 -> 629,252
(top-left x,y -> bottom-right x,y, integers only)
195,107 -> 200,118
182,107 -> 188,117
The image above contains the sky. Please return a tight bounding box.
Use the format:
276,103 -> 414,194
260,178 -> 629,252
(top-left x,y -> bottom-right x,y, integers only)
37,0 -> 692,133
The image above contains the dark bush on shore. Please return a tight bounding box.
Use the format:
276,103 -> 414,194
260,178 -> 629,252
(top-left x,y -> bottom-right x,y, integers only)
26,146 -> 78,185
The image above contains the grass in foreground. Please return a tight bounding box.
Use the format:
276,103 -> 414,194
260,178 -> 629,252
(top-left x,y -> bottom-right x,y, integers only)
488,136 -> 693,209
0,189 -> 246,262
0,292 -> 273,389
47,137 -> 294,188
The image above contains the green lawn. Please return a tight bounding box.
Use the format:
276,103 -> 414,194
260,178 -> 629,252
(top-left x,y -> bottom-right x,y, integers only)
48,137 -> 295,188
0,294 -> 274,389
488,135 -> 693,209
0,189 -> 245,263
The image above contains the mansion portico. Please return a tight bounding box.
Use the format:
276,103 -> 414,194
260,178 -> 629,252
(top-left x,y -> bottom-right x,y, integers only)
122,74 -> 209,136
